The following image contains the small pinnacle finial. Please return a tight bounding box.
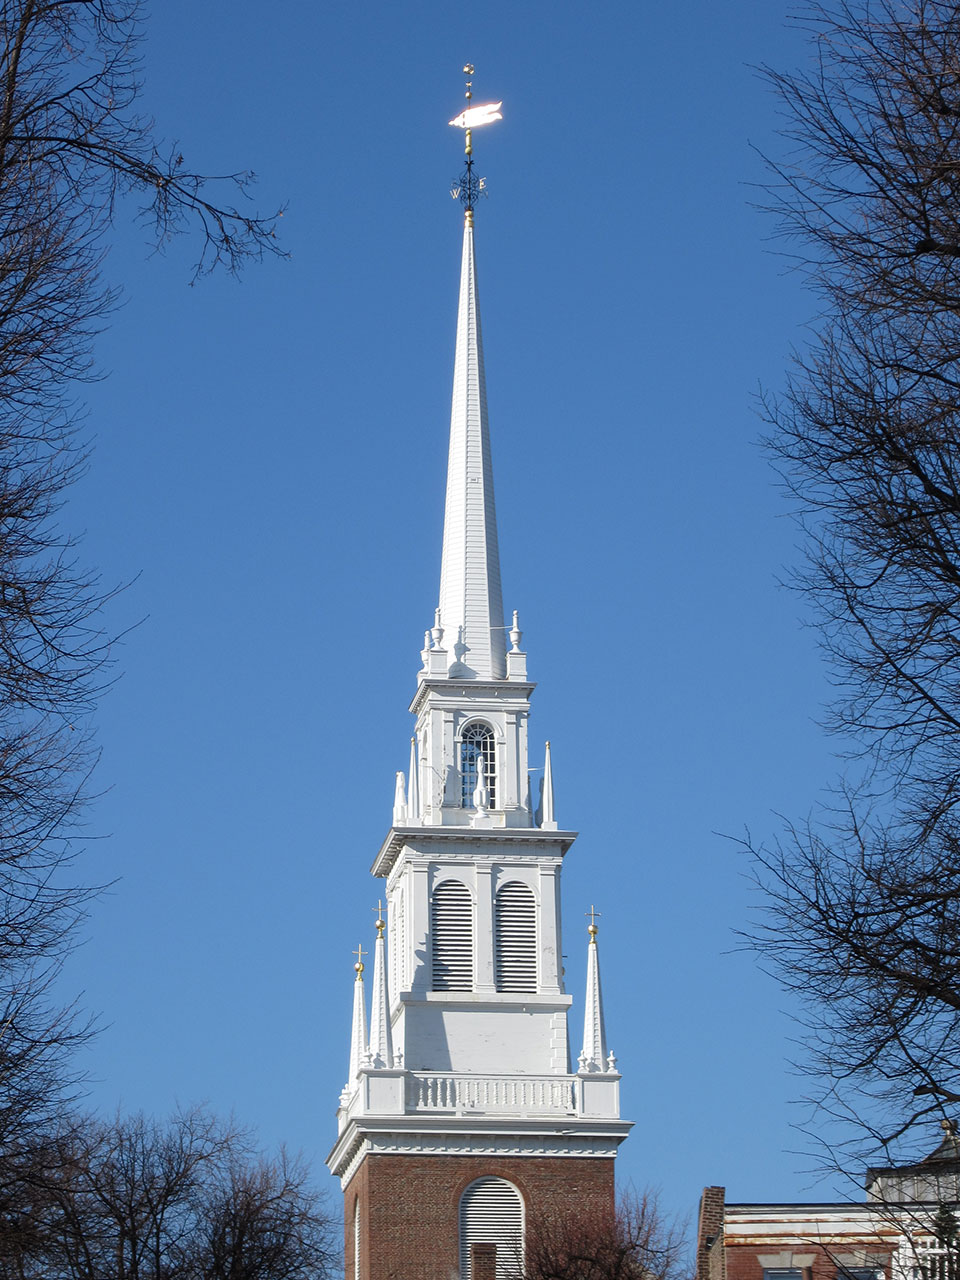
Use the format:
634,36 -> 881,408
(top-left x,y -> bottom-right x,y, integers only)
509,610 -> 522,652
586,904 -> 601,940
353,942 -> 367,976
373,899 -> 386,937
431,608 -> 444,649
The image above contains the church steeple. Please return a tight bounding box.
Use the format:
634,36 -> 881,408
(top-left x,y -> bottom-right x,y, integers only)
436,211 -> 505,680
328,75 -> 630,1280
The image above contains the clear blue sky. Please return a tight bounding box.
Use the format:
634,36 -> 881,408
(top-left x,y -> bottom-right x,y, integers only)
64,0 -> 848,1229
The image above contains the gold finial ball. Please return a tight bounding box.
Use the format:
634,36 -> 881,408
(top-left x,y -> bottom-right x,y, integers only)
354,961 -> 364,973
588,923 -> 598,937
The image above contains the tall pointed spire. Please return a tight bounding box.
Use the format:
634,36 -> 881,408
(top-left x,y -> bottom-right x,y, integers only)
437,211 -> 506,680
368,907 -> 394,1069
579,910 -> 610,1073
347,947 -> 368,1086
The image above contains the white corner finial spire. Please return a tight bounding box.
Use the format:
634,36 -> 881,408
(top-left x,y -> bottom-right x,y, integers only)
578,909 -> 609,1073
407,736 -> 420,823
347,946 -> 368,1085
436,193 -> 506,679
541,740 -> 557,830
368,907 -> 394,1069
392,770 -> 407,825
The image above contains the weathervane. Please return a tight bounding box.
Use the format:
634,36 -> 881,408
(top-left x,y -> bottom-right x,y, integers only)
449,64 -> 502,214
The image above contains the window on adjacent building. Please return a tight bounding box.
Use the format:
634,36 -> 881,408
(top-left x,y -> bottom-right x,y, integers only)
495,881 -> 537,993
461,722 -> 497,808
459,1177 -> 523,1280
838,1269 -> 882,1280
431,879 -> 473,991
763,1269 -> 803,1280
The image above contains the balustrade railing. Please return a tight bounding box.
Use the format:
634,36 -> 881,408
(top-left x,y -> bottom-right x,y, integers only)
406,1072 -> 576,1114
916,1246 -> 959,1280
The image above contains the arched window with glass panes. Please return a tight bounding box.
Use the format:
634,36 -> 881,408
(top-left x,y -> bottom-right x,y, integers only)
459,1177 -> 524,1280
460,722 -> 496,809
431,879 -> 473,991
495,881 -> 537,992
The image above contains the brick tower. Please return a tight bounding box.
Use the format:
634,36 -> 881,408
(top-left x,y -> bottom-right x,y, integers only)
326,73 -> 632,1280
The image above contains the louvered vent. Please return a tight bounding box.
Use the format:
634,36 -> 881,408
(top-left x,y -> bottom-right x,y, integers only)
459,1177 -> 524,1280
495,882 -> 537,992
432,880 -> 473,991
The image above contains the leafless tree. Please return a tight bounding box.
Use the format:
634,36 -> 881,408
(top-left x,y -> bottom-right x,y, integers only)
747,0 -> 960,1173
521,1190 -> 689,1280
0,1107 -> 339,1280
0,0 -> 283,1151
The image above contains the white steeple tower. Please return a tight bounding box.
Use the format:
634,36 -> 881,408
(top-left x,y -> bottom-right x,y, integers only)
328,75 -> 630,1280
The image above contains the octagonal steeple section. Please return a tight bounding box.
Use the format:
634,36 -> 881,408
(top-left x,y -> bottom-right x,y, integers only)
436,212 -> 506,682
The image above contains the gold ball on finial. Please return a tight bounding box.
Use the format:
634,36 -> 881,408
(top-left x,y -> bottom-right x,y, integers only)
588,923 -> 598,937
354,961 -> 364,974
376,917 -> 385,937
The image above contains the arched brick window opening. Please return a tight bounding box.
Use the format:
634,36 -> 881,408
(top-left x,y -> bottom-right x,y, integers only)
495,881 -> 537,993
459,1177 -> 524,1280
431,879 -> 473,991
460,722 -> 496,808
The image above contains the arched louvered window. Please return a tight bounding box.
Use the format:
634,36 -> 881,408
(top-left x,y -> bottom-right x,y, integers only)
431,880 -> 473,991
353,1197 -> 361,1280
460,722 -> 497,808
459,1177 -> 524,1280
495,881 -> 537,993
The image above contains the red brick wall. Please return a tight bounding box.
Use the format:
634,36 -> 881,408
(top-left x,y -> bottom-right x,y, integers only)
344,1152 -> 616,1280
696,1187 -> 726,1280
724,1242 -> 894,1280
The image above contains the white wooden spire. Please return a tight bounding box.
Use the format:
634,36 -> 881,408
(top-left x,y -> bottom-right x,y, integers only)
436,213 -> 506,680
368,913 -> 394,1069
579,914 -> 610,1073
347,952 -> 367,1086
